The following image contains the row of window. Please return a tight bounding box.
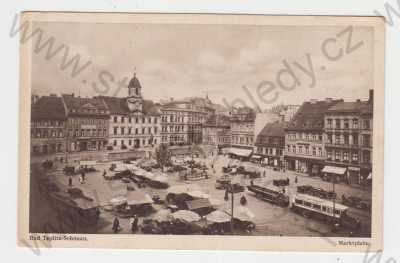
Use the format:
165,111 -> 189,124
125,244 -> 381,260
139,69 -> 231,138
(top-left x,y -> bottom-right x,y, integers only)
161,135 -> 186,142
32,120 -> 64,127
257,147 -> 283,156
286,144 -> 323,157
31,129 -> 64,138
326,133 -> 371,147
231,135 -> 253,145
113,116 -> 159,124
286,132 -> 323,142
326,149 -> 371,164
112,138 -> 157,147
113,126 -> 158,135
68,118 -> 107,127
326,118 -> 370,130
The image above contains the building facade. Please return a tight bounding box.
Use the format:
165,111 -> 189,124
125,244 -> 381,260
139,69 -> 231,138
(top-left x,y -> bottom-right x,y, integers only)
101,74 -> 161,150
202,115 -> 231,151
284,98 -> 342,176
230,108 -> 256,151
31,95 -> 67,155
324,91 -> 373,184
62,94 -> 110,152
255,121 -> 287,168
161,100 -> 207,145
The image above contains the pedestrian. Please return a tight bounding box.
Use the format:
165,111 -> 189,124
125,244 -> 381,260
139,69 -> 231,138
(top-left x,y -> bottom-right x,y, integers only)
79,175 -> 83,184
81,171 -> 86,182
286,177 -> 290,185
133,215 -> 139,233
112,217 -> 120,233
68,176 -> 72,187
295,176 -> 298,184
250,179 -> 254,186
240,195 -> 247,205
282,187 -> 286,194
103,169 -> 107,179
263,170 -> 266,177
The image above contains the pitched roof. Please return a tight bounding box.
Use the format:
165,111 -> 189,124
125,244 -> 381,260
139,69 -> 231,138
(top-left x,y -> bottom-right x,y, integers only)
286,99 -> 343,131
143,100 -> 161,115
257,121 -> 287,138
62,94 -> 108,115
31,96 -> 67,120
101,96 -> 129,115
326,101 -> 372,114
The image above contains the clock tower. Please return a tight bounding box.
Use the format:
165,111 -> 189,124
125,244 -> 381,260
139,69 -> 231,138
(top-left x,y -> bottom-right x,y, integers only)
127,72 -> 143,113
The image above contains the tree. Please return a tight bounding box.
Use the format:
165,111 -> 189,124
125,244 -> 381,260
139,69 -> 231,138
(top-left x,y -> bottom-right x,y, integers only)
155,144 -> 171,172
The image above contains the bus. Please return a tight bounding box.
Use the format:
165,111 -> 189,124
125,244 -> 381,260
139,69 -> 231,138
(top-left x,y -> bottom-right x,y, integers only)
247,184 -> 289,207
291,194 -> 361,230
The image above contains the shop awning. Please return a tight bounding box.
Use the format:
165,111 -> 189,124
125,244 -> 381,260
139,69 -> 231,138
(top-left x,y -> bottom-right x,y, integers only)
251,155 -> 261,159
322,166 -> 347,175
229,148 -> 252,157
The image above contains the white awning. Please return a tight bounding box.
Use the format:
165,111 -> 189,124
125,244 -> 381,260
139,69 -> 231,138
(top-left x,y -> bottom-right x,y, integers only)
322,166 -> 347,175
367,173 -> 372,180
251,155 -> 261,159
229,148 -> 252,157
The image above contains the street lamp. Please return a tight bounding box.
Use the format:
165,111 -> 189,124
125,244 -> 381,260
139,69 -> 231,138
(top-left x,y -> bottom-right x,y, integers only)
224,182 -> 234,234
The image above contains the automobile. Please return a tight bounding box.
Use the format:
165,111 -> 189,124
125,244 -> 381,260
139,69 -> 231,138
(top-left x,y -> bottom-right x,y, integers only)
215,177 -> 230,190
228,183 -> 245,193
342,194 -> 371,212
63,165 -> 75,175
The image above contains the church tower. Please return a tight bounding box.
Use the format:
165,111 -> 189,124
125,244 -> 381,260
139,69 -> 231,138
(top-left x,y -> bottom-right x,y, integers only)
127,71 -> 143,112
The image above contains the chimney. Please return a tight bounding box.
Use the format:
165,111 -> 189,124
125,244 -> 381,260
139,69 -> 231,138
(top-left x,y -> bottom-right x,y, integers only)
49,93 -> 57,97
325,98 -> 332,102
310,99 -> 317,104
356,99 -> 361,102
369,89 -> 374,103
71,93 -> 75,97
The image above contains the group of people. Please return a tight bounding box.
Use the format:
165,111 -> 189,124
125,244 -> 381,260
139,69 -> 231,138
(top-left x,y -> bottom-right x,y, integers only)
112,215 -> 139,233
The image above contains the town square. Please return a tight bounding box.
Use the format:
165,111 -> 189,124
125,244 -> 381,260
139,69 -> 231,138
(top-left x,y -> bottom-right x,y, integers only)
29,71 -> 373,237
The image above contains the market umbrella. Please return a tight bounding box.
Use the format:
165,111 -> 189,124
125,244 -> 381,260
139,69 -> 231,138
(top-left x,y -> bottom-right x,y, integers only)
126,192 -> 154,206
169,210 -> 201,223
151,209 -> 172,222
205,210 -> 231,223
187,190 -> 209,199
168,184 -> 200,195
134,168 -> 146,176
226,206 -> 255,222
110,196 -> 127,206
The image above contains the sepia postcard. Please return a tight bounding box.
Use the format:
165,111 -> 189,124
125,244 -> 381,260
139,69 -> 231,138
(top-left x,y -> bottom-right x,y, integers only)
17,12 -> 385,252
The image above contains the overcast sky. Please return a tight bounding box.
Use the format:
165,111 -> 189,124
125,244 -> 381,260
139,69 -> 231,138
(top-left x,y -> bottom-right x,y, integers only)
31,22 -> 374,110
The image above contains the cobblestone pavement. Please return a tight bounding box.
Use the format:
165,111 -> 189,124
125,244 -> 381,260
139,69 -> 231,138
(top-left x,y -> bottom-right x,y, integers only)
30,153 -> 372,238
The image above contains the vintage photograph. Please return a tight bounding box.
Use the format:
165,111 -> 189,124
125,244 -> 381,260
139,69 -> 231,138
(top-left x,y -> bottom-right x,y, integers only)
18,13 -> 384,251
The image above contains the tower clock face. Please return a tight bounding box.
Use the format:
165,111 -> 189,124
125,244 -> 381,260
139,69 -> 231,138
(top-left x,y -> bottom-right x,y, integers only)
127,98 -> 141,112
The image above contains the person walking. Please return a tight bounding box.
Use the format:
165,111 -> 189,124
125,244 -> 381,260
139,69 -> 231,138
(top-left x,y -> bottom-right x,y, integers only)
68,176 -> 73,187
102,169 -> 107,179
79,175 -> 84,184
130,215 -> 139,233
112,217 -> 120,233
82,171 -> 86,182
295,176 -> 298,184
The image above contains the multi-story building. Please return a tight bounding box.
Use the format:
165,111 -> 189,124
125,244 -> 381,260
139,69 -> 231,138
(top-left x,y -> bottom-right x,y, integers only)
62,94 -> 109,152
161,99 -> 207,145
100,73 -> 161,150
202,114 -> 231,152
284,98 -> 342,176
30,95 -> 67,155
324,90 -> 373,184
255,121 -> 287,168
229,108 -> 256,158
